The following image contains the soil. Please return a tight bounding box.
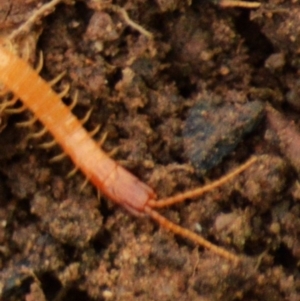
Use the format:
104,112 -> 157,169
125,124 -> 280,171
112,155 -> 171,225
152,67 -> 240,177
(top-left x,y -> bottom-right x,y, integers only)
0,0 -> 300,300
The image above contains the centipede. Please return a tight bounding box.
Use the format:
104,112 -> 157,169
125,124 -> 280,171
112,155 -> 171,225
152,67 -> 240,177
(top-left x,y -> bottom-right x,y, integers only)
0,0 -> 260,268
0,39 -> 259,265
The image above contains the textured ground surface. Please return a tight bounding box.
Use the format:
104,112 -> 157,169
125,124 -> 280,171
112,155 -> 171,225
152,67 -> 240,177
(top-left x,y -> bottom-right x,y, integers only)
1,0 -> 300,300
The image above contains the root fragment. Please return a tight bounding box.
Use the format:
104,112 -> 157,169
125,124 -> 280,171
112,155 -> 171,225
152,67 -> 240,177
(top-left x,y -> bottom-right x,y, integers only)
219,0 -> 261,8
89,1 -> 153,38
9,0 -> 66,41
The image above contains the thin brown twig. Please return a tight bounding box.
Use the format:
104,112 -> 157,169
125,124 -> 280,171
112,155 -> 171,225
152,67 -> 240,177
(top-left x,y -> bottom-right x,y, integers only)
90,1 -> 153,39
219,0 -> 261,8
9,0 -> 65,40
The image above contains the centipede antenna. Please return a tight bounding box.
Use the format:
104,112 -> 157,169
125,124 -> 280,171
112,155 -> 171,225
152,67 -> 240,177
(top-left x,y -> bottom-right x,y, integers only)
67,166 -> 78,178
69,91 -> 79,110
39,139 -> 57,149
26,127 -> 48,140
58,84 -> 70,98
49,71 -> 66,87
80,108 -> 93,125
5,105 -> 27,114
35,51 -> 44,73
16,116 -> 37,127
148,157 -> 257,209
89,124 -> 101,138
144,206 -> 240,263
49,152 -> 67,163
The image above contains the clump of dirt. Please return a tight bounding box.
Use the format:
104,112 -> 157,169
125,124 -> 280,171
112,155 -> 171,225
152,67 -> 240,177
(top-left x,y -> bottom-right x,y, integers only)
183,97 -> 264,174
1,0 -> 300,300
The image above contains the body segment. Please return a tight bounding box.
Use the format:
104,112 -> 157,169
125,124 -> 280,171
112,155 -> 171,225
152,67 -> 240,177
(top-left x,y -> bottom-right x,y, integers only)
0,45 -> 155,215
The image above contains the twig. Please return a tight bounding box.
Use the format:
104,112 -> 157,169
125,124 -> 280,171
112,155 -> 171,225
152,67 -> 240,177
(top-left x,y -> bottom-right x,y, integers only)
9,0 -> 64,40
89,1 -> 153,39
219,0 -> 261,8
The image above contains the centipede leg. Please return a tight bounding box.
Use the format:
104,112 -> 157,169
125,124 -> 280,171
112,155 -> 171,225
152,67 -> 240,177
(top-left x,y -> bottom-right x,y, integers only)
89,125 -> 101,138
49,71 -> 66,87
107,147 -> 119,158
0,93 -> 19,113
5,104 -> 27,114
80,177 -> 89,192
69,91 -> 78,110
39,139 -> 57,149
16,116 -> 37,127
0,52 -> 43,118
49,152 -> 67,163
97,132 -> 108,147
96,131 -> 118,157
26,127 -> 48,140
67,166 -> 79,178
57,84 -> 70,98
35,52 -> 44,73
80,108 -> 93,125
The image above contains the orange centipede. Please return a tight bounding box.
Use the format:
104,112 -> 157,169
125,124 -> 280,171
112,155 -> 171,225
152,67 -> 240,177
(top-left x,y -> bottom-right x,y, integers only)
0,41 -> 258,264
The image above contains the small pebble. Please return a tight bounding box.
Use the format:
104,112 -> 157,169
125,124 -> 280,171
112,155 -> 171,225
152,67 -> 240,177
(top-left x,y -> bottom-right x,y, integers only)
183,99 -> 264,174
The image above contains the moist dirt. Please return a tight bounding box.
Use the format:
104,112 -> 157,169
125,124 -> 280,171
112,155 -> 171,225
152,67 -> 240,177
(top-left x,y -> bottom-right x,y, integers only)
0,0 -> 300,300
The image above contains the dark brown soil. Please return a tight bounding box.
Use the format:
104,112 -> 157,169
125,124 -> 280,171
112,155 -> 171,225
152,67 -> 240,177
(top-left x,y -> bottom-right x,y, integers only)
1,0 -> 300,300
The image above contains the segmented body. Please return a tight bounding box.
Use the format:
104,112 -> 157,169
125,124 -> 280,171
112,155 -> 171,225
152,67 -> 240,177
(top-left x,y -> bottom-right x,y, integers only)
0,43 -> 258,263
0,45 -> 155,215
